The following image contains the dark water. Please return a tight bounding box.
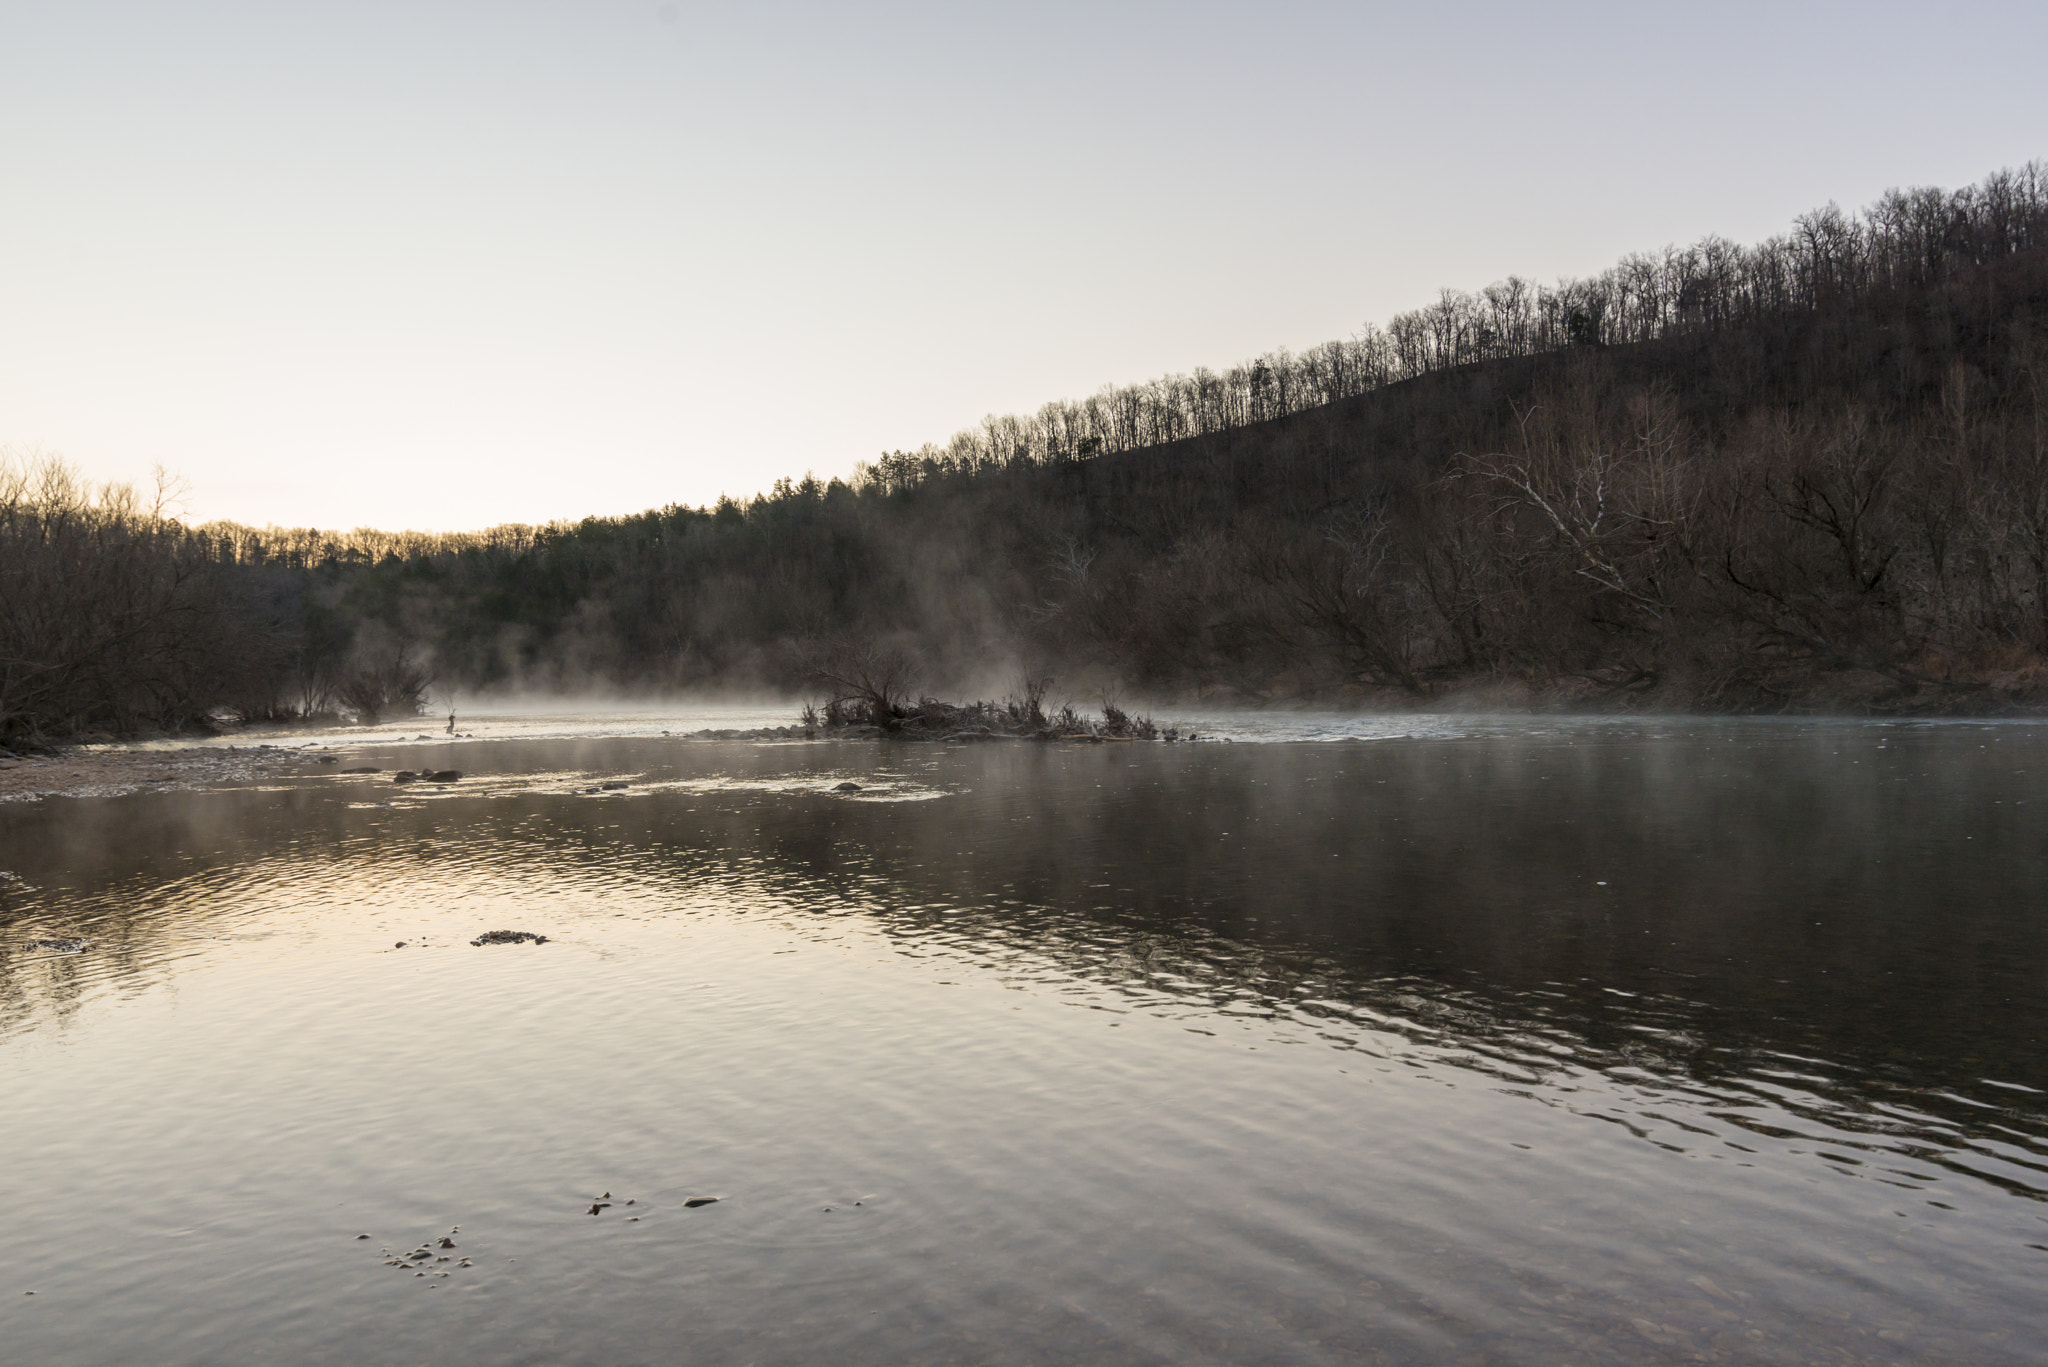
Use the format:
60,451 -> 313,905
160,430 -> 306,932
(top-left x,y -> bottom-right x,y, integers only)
2,721 -> 2045,1365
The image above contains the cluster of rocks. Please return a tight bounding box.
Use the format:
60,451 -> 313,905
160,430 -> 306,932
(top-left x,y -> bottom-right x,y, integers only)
0,745 -> 322,804
373,1228 -> 470,1283
392,769 -> 462,784
471,930 -> 548,946
360,1191 -> 724,1291
22,937 -> 90,954
586,1190 -> 717,1219
677,725 -> 814,741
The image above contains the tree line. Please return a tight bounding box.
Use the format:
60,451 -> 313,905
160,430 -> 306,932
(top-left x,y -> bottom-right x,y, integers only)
3,163 -> 2046,746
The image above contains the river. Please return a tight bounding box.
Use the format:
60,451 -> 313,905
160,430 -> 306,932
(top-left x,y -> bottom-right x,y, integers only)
2,715 -> 2044,1364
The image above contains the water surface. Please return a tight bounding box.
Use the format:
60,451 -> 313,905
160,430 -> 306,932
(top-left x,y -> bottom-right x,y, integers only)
4,719 -> 2045,1364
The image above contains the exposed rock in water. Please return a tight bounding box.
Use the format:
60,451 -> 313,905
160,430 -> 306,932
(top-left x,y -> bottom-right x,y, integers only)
830,781 -> 862,793
471,930 -> 549,946
392,771 -> 419,784
683,1197 -> 719,1208
427,770 -> 462,782
679,725 -> 812,740
598,780 -> 629,790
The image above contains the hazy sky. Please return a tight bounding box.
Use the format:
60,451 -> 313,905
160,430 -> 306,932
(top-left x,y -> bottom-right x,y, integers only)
2,2 -> 2043,531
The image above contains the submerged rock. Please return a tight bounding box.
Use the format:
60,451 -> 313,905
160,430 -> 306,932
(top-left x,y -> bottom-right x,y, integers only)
26,937 -> 90,953
471,930 -> 549,946
599,780 -> 629,790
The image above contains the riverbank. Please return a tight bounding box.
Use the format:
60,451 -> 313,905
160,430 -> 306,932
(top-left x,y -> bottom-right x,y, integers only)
0,744 -> 335,803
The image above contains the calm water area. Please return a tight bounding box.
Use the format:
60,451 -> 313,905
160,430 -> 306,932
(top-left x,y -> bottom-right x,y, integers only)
3,715 -> 2045,1364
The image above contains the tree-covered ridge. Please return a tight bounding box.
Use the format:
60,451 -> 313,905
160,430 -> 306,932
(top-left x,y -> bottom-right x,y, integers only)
857,163 -> 2048,489
182,162 -> 2048,553
5,163 -> 2047,744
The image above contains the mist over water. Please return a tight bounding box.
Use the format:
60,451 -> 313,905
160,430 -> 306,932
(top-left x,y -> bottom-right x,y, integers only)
110,697 -> 1936,748
4,719 -> 2045,1364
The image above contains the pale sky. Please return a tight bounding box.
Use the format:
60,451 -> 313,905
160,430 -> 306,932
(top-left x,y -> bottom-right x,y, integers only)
2,1 -> 2043,531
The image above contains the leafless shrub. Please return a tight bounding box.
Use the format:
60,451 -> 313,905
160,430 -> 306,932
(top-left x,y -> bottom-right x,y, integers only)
807,641 -> 915,729
338,647 -> 429,726
1100,701 -> 1158,738
1002,673 -> 1053,730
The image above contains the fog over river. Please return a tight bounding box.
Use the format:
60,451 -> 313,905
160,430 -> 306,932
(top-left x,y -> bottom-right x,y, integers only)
3,717 -> 2045,1364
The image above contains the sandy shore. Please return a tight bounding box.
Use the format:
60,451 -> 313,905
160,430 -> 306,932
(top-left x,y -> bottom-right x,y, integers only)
0,744 -> 351,803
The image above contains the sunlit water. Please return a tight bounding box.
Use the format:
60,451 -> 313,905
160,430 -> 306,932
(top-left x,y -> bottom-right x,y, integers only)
4,719 -> 2046,1364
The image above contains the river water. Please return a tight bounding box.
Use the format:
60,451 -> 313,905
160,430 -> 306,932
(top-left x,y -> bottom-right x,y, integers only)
3,717 -> 2045,1364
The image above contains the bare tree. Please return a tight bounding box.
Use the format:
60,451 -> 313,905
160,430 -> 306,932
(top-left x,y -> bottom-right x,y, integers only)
806,640 -> 915,729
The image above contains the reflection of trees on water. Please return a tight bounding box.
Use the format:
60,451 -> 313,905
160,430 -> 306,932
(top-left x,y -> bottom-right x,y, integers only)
848,893 -> 2048,1208
0,943 -> 95,1035
0,854 -> 236,1035
3,731 -> 2046,1208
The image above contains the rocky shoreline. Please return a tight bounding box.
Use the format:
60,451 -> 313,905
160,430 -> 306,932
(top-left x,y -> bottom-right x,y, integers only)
0,744 -> 338,804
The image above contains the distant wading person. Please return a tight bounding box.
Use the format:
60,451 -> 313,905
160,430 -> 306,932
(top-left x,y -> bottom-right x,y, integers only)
447,711 -> 455,734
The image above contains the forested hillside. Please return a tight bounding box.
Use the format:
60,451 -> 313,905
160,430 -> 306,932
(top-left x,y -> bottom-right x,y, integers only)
6,163 -> 2048,742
